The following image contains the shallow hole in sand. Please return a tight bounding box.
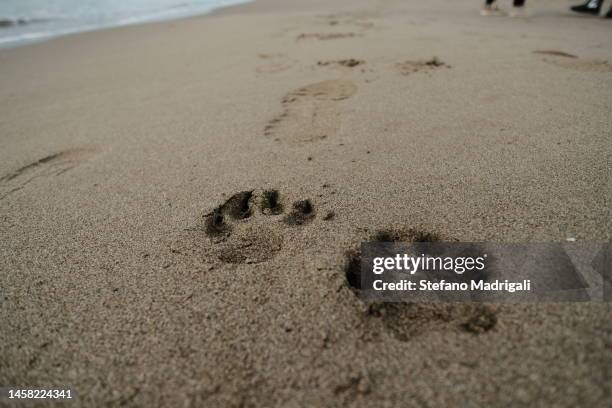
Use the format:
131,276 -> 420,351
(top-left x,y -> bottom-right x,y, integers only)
283,199 -> 315,225
261,189 -> 283,215
205,209 -> 228,236
224,191 -> 254,220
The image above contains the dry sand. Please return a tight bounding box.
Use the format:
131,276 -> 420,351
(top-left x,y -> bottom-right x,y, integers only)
1,0 -> 611,406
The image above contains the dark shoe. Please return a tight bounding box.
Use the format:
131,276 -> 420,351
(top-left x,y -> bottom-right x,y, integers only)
606,7 -> 612,18
570,0 -> 602,15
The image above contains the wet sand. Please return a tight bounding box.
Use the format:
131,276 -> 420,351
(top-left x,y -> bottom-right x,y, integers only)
0,0 -> 611,406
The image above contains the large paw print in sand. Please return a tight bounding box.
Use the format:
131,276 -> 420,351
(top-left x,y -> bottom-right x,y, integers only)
343,228 -> 499,341
183,190 -> 317,264
264,80 -> 357,144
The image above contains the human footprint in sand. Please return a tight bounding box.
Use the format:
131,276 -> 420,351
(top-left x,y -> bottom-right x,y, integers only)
481,0 -> 526,17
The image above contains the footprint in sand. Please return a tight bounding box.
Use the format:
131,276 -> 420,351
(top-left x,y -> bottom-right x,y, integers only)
317,12 -> 378,32
533,50 -> 612,73
296,32 -> 360,41
344,228 -> 498,341
316,59 -> 365,69
264,80 -> 357,143
255,53 -> 297,74
295,15 -> 374,42
0,148 -> 97,200
177,190 -> 319,264
395,57 -> 450,76
315,59 -> 375,81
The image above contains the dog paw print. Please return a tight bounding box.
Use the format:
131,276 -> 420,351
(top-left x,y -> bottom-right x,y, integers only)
186,190 -> 317,264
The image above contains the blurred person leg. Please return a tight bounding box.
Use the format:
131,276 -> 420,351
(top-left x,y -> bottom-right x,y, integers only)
481,0 -> 507,16
510,0 -> 527,17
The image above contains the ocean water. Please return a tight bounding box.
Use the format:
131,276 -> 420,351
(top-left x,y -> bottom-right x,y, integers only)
0,0 -> 251,48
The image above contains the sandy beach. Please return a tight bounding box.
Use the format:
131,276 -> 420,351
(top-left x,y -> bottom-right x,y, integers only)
1,0 -> 611,406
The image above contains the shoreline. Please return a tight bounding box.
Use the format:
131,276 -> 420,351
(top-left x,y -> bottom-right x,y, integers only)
0,0 -> 255,50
